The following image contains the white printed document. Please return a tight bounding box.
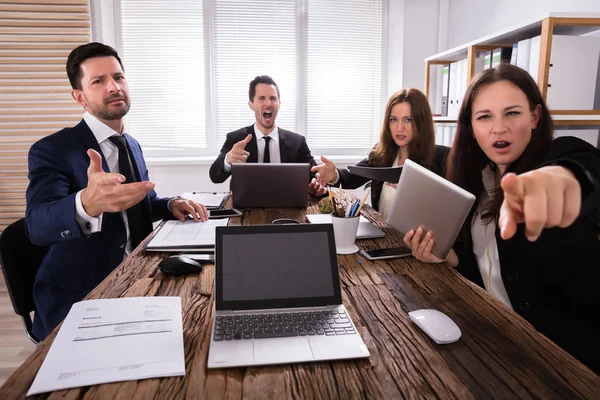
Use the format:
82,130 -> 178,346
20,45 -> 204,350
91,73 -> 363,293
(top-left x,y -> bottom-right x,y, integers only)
27,297 -> 185,396
145,219 -> 229,251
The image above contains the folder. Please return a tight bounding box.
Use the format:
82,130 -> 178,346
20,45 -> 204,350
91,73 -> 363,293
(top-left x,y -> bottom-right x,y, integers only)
441,64 -> 450,116
347,165 -> 403,184
516,38 -> 531,72
144,219 -> 229,252
545,35 -> 600,110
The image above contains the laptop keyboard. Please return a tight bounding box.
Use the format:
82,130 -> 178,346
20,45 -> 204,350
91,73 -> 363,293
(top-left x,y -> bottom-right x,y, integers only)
213,310 -> 356,341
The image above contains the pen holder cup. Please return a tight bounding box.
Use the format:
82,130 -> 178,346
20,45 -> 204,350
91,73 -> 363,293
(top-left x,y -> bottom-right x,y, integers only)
331,214 -> 360,254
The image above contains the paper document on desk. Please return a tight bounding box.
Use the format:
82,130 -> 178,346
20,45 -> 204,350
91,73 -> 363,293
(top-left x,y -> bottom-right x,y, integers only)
347,165 -> 402,183
180,192 -> 229,209
27,297 -> 184,396
306,214 -> 385,239
145,219 -> 229,251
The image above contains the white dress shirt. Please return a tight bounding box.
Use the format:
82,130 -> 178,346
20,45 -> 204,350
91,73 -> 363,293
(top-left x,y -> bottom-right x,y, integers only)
224,124 -> 280,171
75,112 -> 134,256
471,165 -> 512,307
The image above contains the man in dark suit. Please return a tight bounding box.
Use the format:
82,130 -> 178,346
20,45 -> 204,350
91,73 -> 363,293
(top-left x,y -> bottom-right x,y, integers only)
209,75 -> 327,196
25,42 -> 208,341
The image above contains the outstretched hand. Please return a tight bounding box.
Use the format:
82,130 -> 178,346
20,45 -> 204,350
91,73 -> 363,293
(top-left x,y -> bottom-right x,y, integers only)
499,166 -> 581,242
81,149 -> 154,217
226,134 -> 252,164
311,155 -> 338,186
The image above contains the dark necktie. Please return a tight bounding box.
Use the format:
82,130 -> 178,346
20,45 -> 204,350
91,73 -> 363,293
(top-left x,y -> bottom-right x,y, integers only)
108,135 -> 151,250
263,136 -> 271,163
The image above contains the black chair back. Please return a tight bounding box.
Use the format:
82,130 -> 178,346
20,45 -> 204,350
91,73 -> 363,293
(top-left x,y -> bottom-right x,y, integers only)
0,218 -> 47,344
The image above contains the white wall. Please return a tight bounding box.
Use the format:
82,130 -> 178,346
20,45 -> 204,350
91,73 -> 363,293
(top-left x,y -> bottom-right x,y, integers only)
447,0 -> 600,48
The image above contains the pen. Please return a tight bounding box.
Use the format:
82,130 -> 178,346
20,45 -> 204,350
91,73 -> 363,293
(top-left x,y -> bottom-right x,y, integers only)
355,189 -> 370,216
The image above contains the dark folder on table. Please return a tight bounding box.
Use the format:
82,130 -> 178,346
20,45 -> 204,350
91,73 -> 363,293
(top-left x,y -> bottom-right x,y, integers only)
347,165 -> 403,184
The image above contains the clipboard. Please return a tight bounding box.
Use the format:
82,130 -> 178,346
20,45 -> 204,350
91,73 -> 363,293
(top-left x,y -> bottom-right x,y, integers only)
347,165 -> 402,183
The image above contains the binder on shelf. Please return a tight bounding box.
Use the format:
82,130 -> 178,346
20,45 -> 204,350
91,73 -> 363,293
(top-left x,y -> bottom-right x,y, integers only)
510,43 -> 518,65
528,35 -> 542,83
483,51 -> 492,69
492,47 -> 512,68
516,38 -> 531,73
545,34 -> 600,110
441,64 -> 450,116
448,60 -> 460,118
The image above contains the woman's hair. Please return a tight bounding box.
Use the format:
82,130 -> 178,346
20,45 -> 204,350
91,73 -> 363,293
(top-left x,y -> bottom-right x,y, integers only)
446,62 -> 554,223
369,88 -> 435,169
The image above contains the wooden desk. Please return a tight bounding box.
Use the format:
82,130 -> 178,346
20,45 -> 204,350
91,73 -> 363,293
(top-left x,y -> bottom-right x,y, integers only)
1,200 -> 599,399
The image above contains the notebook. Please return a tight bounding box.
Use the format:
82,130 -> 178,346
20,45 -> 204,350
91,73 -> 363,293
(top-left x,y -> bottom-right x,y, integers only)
305,214 -> 385,239
207,223 -> 370,368
144,219 -> 228,252
230,163 -> 310,208
386,159 -> 475,259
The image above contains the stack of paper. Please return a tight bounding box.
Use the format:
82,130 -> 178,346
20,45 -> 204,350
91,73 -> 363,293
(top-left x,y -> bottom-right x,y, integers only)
27,297 -> 185,396
145,219 -> 229,252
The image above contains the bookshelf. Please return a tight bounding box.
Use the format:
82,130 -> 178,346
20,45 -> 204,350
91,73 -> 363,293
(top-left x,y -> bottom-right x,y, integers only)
424,12 -> 600,129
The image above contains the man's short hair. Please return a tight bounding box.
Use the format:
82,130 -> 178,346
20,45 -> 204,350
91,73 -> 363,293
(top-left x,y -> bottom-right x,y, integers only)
66,42 -> 124,90
249,75 -> 280,101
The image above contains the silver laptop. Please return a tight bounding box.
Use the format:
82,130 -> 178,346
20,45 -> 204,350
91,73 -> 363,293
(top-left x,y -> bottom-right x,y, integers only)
386,159 -> 476,259
231,163 -> 310,208
207,224 -> 370,368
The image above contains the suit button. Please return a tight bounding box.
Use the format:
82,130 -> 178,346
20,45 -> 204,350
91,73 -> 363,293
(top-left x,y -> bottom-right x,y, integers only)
518,302 -> 531,311
120,243 -> 125,249
60,229 -> 71,239
507,273 -> 519,283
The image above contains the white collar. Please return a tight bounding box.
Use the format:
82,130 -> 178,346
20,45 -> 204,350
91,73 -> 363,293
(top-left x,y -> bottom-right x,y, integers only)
254,123 -> 279,142
83,112 -> 122,144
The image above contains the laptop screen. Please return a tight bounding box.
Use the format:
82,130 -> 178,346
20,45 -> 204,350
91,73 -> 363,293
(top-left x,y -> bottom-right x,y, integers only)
215,224 -> 342,311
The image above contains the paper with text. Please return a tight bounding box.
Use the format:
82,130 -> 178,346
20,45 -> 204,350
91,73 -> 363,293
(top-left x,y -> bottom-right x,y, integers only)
27,297 -> 185,396
146,219 -> 229,249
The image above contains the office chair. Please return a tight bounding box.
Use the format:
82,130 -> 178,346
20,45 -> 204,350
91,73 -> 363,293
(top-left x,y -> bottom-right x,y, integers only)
0,218 -> 47,344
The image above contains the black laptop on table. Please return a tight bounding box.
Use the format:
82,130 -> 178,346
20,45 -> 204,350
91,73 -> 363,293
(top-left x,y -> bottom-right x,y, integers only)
230,163 -> 310,208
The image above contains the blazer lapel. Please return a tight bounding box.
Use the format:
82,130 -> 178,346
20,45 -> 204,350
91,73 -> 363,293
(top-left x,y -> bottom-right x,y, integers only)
246,126 -> 259,163
278,129 -> 289,163
76,119 -> 111,173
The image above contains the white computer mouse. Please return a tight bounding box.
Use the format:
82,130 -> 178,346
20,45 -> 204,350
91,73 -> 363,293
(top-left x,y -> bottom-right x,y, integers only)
408,309 -> 461,344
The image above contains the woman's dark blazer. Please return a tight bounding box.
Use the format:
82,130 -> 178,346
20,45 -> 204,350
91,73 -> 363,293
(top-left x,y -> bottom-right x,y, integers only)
453,136 -> 600,374
334,145 -> 450,210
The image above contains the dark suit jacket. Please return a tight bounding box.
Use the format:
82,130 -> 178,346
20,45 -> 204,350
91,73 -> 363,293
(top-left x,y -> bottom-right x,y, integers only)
25,119 -> 172,340
334,145 -> 450,210
453,136 -> 600,373
209,125 -> 317,183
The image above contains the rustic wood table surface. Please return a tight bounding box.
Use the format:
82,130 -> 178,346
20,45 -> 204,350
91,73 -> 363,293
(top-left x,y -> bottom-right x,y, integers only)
1,196 -> 599,399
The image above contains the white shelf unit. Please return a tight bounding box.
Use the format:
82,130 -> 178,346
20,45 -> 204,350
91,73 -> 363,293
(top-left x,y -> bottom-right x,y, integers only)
425,12 -> 600,133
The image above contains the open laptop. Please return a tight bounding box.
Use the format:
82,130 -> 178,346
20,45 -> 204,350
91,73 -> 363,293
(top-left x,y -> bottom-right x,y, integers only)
386,159 -> 476,259
207,223 -> 370,368
231,163 -> 310,208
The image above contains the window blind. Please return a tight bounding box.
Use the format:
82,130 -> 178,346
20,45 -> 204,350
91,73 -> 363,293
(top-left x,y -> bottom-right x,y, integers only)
213,0 -> 299,147
117,0 -> 206,157
0,0 -> 91,233
305,0 -> 383,154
